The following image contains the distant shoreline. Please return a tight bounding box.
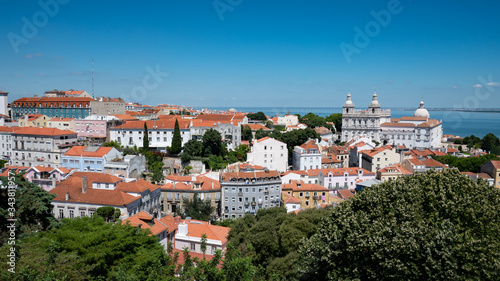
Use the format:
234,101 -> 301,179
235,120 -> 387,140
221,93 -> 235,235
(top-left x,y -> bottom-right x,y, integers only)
203,106 -> 500,114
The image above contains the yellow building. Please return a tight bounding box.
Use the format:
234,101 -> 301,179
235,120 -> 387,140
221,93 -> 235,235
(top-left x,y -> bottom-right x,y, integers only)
18,114 -> 49,127
376,164 -> 412,182
47,117 -> 75,131
281,180 -> 331,209
480,160 -> 500,188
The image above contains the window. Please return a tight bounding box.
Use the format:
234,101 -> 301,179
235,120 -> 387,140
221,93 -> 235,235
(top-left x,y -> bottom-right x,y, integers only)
212,246 -> 217,254
80,211 -> 85,217
59,209 -> 64,219
191,243 -> 195,250
69,210 -> 74,218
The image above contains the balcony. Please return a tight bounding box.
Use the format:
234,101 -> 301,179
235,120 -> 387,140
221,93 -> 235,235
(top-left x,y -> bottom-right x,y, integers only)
244,201 -> 250,206
237,192 -> 243,196
251,201 -> 256,206
313,195 -> 320,200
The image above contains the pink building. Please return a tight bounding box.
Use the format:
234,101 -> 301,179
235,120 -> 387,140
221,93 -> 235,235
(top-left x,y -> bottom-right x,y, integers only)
74,119 -> 107,138
25,166 -> 74,191
317,167 -> 376,190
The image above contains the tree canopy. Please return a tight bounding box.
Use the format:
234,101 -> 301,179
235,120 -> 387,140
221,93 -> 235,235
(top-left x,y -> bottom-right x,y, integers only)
298,169 -> 500,280
227,207 -> 332,280
246,111 -> 267,121
143,122 -> 150,152
0,173 -> 57,243
178,193 -> 215,221
170,119 -> 182,155
433,153 -> 498,173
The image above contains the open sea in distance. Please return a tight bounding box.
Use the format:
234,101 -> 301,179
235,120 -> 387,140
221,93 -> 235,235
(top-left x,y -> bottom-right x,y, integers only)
200,107 -> 500,138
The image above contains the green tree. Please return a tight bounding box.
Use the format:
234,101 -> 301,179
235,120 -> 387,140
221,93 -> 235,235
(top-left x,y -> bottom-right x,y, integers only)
183,139 -> 203,158
170,119 -> 183,155
255,128 -> 270,140
481,133 -> 500,154
150,161 -> 165,184
246,111 -> 267,121
222,244 -> 259,281
202,129 -> 223,157
0,216 -> 176,280
103,140 -> 122,149
179,193 -> 215,221
143,122 -> 150,152
241,125 -> 253,142
94,206 -> 120,222
0,159 -> 7,169
325,113 -> 342,132
0,173 -> 57,243
298,170 -> 500,280
227,207 -> 331,280
433,154 -> 498,173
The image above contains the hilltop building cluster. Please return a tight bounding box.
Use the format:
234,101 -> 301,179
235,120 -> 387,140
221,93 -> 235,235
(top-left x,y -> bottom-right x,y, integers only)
0,87 -> 498,260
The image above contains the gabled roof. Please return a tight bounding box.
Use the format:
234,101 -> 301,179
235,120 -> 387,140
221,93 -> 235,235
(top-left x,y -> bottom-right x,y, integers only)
113,120 -> 191,130
377,164 -> 412,175
116,179 -> 160,193
180,220 -> 230,244
221,170 -> 280,181
57,171 -> 122,187
282,180 -> 329,192
13,127 -> 76,136
359,145 -> 393,157
112,114 -> 139,121
64,146 -> 114,157
281,192 -> 301,204
51,185 -> 138,206
244,124 -> 271,131
122,211 -> 170,235
162,176 -> 220,191
337,189 -> 355,200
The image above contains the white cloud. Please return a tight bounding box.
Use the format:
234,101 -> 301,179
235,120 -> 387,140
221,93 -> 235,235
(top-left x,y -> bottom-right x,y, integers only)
486,82 -> 500,86
25,53 -> 43,59
472,84 -> 482,88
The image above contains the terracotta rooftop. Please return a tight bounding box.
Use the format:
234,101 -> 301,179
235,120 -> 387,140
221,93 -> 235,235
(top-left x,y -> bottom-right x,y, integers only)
13,127 -> 76,136
50,185 -> 138,206
337,189 -> 355,200
282,180 -> 329,192
221,170 -> 280,181
180,220 -> 230,244
122,211 -> 171,236
64,146 -> 114,157
116,179 -> 160,193
57,171 -> 122,187
113,120 -> 191,130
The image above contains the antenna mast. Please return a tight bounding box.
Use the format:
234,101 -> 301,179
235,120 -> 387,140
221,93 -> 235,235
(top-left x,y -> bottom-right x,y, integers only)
92,58 -> 95,99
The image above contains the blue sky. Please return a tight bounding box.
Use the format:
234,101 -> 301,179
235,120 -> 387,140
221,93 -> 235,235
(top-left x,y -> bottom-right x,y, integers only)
1,0 -> 499,109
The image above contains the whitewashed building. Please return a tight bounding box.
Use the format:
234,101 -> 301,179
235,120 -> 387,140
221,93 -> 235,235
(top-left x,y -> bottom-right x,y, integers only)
292,139 -> 322,171
247,137 -> 288,173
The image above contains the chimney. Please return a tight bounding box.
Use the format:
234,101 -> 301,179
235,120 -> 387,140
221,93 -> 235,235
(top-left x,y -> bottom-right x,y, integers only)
191,182 -> 193,189
65,192 -> 69,200
82,176 -> 87,193
174,215 -> 181,224
178,222 -> 188,236
211,180 -> 214,189
173,181 -> 176,189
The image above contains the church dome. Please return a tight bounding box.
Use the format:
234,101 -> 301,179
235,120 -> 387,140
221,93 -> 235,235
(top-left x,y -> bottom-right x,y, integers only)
368,92 -> 380,108
343,92 -> 355,107
414,100 -> 430,118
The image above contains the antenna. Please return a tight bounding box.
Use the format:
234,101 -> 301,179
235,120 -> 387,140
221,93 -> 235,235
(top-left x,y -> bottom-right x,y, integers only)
92,58 -> 95,99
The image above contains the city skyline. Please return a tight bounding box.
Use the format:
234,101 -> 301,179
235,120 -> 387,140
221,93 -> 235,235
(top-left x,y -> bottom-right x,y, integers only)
1,0 -> 500,108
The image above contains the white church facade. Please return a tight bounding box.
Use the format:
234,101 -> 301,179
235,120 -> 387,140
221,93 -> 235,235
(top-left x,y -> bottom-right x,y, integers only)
341,93 -> 442,149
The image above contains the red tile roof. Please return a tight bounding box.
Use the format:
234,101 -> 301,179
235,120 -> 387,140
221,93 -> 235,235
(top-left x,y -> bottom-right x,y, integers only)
57,171 -> 122,187
282,180 -> 329,192
113,120 -> 190,130
181,220 -> 230,244
50,185 -> 138,206
244,124 -> 271,131
122,211 -> 170,235
338,189 -> 355,200
116,179 -> 160,193
221,170 -> 280,181
64,146 -> 114,157
378,164 -> 412,175
13,127 -> 76,136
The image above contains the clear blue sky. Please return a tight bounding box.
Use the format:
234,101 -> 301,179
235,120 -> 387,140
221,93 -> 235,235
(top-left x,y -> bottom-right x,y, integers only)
1,0 -> 499,109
